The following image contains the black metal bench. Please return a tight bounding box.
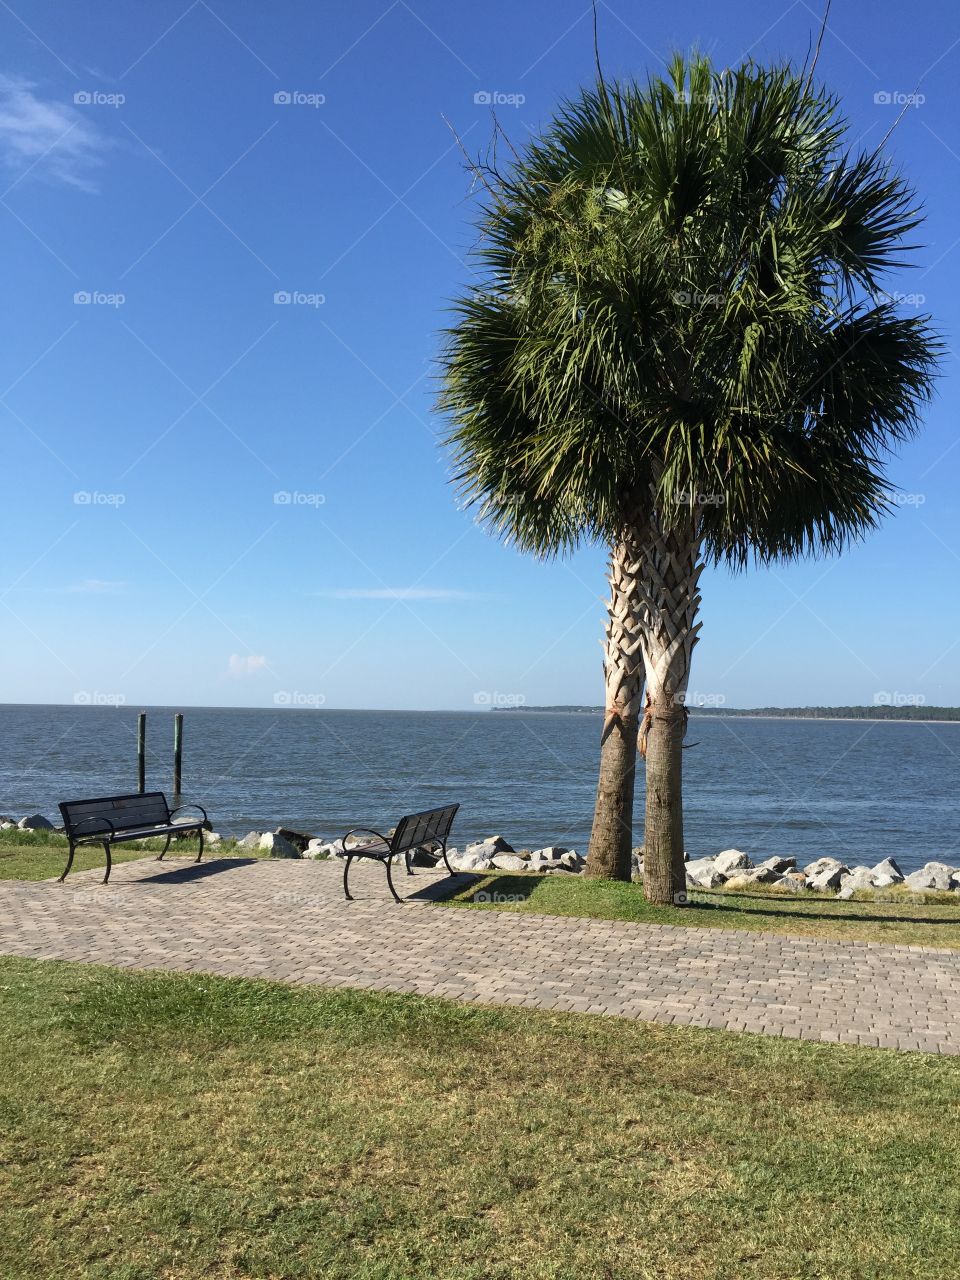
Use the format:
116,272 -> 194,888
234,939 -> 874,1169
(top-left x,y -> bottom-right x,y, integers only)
58,791 -> 209,885
341,803 -> 459,902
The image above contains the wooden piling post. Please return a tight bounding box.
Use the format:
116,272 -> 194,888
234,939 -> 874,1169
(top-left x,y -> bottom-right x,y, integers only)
173,713 -> 183,801
137,712 -> 146,793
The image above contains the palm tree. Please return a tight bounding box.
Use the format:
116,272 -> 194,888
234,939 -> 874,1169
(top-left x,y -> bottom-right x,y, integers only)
438,55 -> 938,900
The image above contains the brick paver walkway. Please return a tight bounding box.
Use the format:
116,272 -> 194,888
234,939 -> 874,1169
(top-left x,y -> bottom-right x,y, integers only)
1,856 -> 958,1053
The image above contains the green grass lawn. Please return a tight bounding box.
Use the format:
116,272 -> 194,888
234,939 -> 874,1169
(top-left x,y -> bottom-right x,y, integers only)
0,828 -> 249,881
440,871 -> 960,950
1,955 -> 958,1280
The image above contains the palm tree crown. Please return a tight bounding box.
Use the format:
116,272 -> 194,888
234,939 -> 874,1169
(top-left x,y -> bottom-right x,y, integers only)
440,54 -> 937,565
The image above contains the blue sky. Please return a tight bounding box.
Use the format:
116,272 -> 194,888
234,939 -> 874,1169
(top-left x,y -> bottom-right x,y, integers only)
1,0 -> 958,711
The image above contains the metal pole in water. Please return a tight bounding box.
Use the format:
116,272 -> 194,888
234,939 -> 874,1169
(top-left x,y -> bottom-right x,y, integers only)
137,712 -> 146,793
173,713 -> 183,801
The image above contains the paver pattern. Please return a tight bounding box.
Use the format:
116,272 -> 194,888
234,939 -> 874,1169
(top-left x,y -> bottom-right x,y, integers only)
1,856 -> 959,1053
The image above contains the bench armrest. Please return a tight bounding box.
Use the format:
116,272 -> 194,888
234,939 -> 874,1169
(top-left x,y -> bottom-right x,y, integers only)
341,827 -> 391,853
169,803 -> 208,826
70,815 -> 117,837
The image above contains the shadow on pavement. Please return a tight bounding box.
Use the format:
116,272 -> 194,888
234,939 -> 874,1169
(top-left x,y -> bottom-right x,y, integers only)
133,857 -> 260,885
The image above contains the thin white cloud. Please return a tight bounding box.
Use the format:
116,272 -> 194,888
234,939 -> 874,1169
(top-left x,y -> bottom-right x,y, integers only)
0,73 -> 110,191
227,654 -> 268,677
316,587 -> 486,601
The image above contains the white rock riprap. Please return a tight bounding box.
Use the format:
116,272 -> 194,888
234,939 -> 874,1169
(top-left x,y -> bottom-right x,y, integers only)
259,831 -> 301,859
685,858 -> 725,889
305,839 -> 341,859
904,862 -> 960,892
660,847 -> 960,899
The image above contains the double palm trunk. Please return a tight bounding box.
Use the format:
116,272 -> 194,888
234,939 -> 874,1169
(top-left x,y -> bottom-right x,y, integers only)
636,515 -> 704,905
584,527 -> 647,881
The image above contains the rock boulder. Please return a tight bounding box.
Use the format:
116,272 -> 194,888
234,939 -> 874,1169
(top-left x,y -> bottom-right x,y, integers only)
259,831 -> 301,859
491,853 -> 529,872
18,814 -> 53,830
305,839 -> 339,859
686,857 -> 724,889
809,863 -> 848,892
871,857 -> 904,886
773,873 -> 808,892
715,848 -> 752,875
759,856 -> 797,874
904,862 -> 958,892
836,866 -> 877,899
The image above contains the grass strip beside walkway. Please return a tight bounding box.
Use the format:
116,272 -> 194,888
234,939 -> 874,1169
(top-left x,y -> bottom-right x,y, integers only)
1,955 -> 958,1279
440,871 -> 960,950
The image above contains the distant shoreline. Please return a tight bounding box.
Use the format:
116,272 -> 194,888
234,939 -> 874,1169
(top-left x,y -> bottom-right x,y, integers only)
492,706 -> 960,723
3,703 -> 959,724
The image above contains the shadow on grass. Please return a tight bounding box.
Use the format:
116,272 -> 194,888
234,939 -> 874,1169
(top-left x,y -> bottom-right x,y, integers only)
435,872 -> 960,929
690,888 -> 960,927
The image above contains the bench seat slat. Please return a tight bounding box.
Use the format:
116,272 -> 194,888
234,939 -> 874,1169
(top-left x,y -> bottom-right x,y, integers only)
72,822 -> 203,844
61,792 -> 171,834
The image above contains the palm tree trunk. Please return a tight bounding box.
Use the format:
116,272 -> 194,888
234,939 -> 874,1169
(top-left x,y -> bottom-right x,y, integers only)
637,519 -> 703,905
584,529 -> 646,881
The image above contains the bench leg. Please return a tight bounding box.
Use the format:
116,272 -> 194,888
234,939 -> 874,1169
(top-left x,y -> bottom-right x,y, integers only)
404,851 -> 414,877
156,834 -> 172,862
439,840 -> 455,877
58,840 -> 76,883
385,855 -> 402,904
343,854 -> 355,901
195,827 -> 204,864
102,840 -> 112,885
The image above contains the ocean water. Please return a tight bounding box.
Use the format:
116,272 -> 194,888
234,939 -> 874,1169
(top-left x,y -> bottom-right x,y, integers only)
1,704 -> 957,873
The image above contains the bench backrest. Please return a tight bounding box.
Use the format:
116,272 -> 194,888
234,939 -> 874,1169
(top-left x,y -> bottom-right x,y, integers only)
391,804 -> 459,854
60,791 -> 172,838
